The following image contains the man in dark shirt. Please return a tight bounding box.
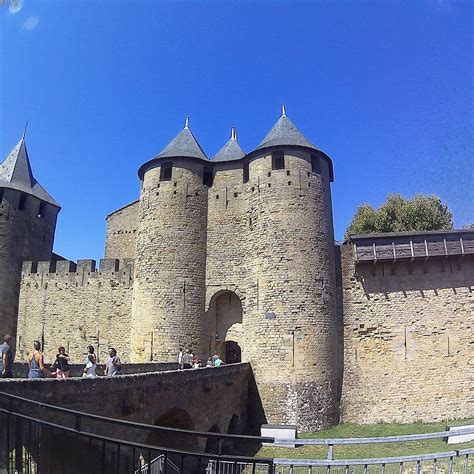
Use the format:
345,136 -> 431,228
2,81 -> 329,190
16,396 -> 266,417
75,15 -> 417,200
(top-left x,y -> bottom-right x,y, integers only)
0,335 -> 13,378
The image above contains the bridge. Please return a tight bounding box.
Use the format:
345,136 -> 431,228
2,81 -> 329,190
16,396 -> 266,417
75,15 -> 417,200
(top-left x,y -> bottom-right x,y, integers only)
0,366 -> 473,473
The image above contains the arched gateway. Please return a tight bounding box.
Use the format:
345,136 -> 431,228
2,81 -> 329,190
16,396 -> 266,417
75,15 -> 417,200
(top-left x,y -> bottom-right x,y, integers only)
206,290 -> 243,363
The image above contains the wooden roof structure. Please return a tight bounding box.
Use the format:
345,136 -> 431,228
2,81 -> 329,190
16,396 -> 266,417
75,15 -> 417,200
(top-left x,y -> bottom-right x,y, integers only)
350,229 -> 474,264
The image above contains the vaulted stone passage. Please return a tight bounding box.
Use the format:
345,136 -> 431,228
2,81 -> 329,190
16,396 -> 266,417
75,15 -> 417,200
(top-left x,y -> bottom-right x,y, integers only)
206,290 -> 243,361
147,408 -> 197,451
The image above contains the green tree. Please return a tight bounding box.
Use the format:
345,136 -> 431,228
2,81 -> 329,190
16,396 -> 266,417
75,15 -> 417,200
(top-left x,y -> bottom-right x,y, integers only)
345,193 -> 453,238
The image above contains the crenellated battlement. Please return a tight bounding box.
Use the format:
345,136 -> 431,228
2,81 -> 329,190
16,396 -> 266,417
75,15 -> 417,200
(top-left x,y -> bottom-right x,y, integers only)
21,258 -> 135,287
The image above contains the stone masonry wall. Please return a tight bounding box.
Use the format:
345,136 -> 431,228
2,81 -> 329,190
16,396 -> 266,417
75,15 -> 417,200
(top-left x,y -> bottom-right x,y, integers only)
16,258 -> 134,364
0,188 -> 58,340
340,244 -> 474,423
0,363 -> 251,450
206,150 -> 339,432
104,200 -> 138,259
131,162 -> 208,362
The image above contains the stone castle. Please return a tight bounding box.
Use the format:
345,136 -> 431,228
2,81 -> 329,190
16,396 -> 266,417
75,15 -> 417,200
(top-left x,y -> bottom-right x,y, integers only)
0,109 -> 472,431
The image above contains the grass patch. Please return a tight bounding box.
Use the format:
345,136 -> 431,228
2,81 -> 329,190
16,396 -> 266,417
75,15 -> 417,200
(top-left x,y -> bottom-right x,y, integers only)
257,419 -> 474,460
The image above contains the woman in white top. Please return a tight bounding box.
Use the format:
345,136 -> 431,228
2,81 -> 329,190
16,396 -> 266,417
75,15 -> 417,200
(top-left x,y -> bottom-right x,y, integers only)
83,354 -> 97,378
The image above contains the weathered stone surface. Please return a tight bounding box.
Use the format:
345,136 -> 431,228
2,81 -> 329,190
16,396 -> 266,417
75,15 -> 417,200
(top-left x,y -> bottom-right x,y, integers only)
205,150 -> 339,431
0,187 -> 58,341
131,162 -> 209,362
340,244 -> 474,423
17,259 -> 134,363
104,200 -> 138,259
0,363 -> 251,443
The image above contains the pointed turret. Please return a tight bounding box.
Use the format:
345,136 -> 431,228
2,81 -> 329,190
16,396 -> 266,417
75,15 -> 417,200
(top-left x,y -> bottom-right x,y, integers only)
212,127 -> 245,162
0,135 -> 59,207
156,117 -> 208,161
255,105 -> 319,151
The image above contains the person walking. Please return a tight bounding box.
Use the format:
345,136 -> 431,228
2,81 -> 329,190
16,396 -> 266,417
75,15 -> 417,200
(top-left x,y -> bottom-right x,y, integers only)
214,354 -> 224,367
83,354 -> 97,378
182,349 -> 193,369
28,341 -> 50,378
104,348 -> 122,376
177,347 -> 183,370
51,346 -> 70,379
0,335 -> 13,378
86,345 -> 97,365
205,356 -> 213,367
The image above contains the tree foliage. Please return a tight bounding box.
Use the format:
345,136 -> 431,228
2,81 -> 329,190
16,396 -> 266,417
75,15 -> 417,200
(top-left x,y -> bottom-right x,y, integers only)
345,193 -> 453,238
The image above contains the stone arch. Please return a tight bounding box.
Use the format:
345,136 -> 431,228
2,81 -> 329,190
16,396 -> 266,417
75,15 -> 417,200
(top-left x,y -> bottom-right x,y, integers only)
227,415 -> 241,435
206,290 -> 243,360
205,285 -> 245,311
146,408 -> 197,451
204,424 -> 221,454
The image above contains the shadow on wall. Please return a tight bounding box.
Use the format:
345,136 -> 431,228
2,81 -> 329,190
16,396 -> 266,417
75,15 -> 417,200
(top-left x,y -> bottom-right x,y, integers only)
246,365 -> 267,436
356,257 -> 474,295
334,245 -> 344,416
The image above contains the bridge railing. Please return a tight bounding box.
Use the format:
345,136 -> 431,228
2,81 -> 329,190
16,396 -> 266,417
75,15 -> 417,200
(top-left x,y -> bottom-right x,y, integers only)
0,390 -> 275,447
0,406 -> 275,473
1,391 -> 473,473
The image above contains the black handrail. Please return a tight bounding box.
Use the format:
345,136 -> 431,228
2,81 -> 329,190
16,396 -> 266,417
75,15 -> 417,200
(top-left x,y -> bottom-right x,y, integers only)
0,407 -> 274,465
0,391 -> 275,443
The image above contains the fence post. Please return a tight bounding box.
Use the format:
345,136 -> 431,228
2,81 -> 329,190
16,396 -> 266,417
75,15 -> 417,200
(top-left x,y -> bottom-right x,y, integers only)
327,444 -> 333,460
14,417 -> 23,473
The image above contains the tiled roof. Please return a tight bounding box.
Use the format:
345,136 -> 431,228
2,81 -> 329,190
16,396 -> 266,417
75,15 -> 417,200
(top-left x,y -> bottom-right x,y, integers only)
212,128 -> 245,162
256,110 -> 319,151
156,119 -> 208,160
0,136 -> 59,207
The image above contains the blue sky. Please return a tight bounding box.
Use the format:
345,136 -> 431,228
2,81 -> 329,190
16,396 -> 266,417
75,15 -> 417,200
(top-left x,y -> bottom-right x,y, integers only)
0,0 -> 472,261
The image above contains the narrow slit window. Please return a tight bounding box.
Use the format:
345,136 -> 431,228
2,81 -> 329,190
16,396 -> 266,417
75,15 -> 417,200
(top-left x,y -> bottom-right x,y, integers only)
38,202 -> 47,218
18,193 -> 27,211
243,162 -> 249,183
0,188 -> 4,204
203,167 -> 214,187
160,163 -> 172,181
272,151 -> 285,170
311,154 -> 321,174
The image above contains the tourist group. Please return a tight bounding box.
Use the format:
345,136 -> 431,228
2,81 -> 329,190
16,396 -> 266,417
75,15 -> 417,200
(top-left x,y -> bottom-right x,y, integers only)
0,335 -> 122,379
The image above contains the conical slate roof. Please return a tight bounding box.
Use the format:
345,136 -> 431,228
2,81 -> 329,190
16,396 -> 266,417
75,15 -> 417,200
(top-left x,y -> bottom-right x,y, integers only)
213,128 -> 245,162
156,118 -> 208,160
0,135 -> 60,207
256,106 -> 319,151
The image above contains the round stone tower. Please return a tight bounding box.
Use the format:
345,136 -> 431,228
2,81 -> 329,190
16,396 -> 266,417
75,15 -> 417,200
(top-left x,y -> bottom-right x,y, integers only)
242,107 -> 338,431
0,133 -> 60,341
131,119 -> 210,362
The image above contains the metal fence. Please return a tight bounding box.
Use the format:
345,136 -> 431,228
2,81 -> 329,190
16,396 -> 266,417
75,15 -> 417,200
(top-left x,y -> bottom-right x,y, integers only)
0,391 -> 473,474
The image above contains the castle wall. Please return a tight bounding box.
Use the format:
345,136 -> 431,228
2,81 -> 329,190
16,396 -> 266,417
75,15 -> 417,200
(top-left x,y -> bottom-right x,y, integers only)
206,150 -> 339,431
340,244 -> 474,423
205,163 -> 248,357
131,162 -> 209,362
104,200 -> 138,259
16,258 -> 134,364
0,188 -> 58,339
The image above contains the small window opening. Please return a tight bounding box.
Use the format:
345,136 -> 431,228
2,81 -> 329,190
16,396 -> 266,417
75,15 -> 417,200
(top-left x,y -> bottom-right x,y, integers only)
0,189 -> 4,203
243,162 -> 249,183
272,151 -> 285,170
286,170 -> 290,176
18,193 -> 27,211
37,202 -> 47,218
311,154 -> 321,174
203,167 -> 214,187
160,163 -> 172,181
